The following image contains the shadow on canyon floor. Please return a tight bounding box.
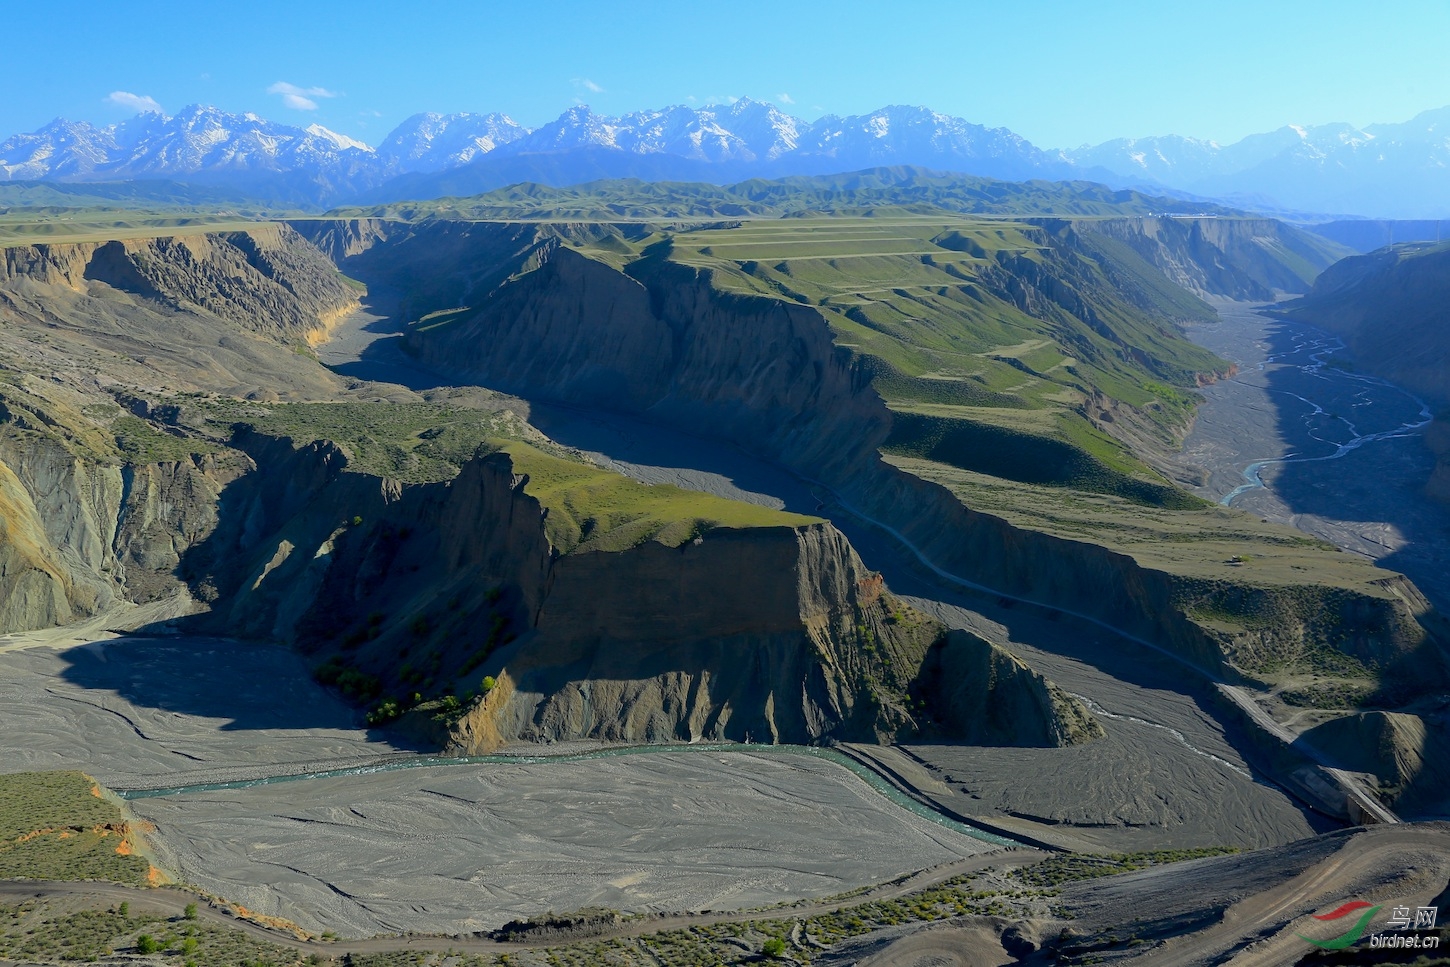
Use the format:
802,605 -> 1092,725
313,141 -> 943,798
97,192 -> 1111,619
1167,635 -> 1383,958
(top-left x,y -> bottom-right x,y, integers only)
54,635 -> 427,752
1256,320 -> 1450,614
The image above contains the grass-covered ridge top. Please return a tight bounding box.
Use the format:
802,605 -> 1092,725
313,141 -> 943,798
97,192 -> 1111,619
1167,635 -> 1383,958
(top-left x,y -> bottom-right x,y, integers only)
325,166 -> 1245,222
497,440 -> 821,553
187,398 -> 821,553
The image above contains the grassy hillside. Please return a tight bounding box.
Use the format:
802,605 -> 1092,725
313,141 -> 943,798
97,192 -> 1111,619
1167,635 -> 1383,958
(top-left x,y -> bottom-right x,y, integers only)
638,214 -> 1227,504
182,396 -> 821,552
0,771 -> 155,884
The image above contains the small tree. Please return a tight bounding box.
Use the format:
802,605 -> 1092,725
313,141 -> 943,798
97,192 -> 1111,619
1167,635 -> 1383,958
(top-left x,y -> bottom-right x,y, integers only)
762,937 -> 787,958
136,935 -> 161,955
183,902 -> 198,920
480,675 -> 497,694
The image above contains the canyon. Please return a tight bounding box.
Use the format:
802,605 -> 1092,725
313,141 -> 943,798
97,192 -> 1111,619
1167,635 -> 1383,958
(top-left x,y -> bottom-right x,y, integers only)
1,173 -> 1448,963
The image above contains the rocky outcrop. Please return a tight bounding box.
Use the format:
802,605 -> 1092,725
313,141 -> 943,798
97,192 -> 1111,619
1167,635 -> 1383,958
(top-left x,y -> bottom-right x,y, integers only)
289,218 -> 395,262
196,436 -> 914,745
0,221 -> 1098,753
0,224 -> 369,631
1303,709 -> 1450,815
451,521 -> 929,750
918,630 -> 1104,746
1,225 -> 359,348
0,423 -> 246,632
0,456 -> 78,630
404,246 -> 889,484
290,218 -> 543,323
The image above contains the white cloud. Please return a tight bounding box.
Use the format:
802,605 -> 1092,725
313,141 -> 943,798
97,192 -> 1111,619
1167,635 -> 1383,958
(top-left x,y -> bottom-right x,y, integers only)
106,91 -> 162,114
776,93 -> 794,104
581,78 -> 604,93
267,81 -> 339,111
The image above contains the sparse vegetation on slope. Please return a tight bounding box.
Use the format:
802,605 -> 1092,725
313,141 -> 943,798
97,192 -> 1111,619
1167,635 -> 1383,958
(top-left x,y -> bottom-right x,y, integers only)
0,900 -> 306,966
0,772 -> 154,884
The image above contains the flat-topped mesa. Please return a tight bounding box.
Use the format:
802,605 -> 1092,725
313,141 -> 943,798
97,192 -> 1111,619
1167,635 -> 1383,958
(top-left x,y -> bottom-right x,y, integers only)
451,519 -> 920,751
207,436 -> 921,745
185,433 -> 1094,751
1,224 -> 359,347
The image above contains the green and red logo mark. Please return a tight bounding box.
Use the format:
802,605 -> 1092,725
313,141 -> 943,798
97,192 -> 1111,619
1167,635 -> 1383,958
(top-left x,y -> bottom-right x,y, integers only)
1298,901 -> 1383,950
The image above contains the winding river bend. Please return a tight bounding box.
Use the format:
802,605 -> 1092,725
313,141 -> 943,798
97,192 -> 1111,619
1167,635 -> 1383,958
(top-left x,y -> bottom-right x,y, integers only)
1180,302 -> 1448,609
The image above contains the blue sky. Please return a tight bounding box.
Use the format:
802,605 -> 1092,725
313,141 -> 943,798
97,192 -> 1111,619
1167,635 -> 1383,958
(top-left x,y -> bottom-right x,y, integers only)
9,0 -> 1450,149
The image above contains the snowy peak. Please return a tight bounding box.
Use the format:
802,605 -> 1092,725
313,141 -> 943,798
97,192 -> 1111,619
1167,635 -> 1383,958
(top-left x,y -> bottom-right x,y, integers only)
0,106 -> 385,183
376,112 -> 526,171
305,124 -> 373,153
3,100 -> 1449,216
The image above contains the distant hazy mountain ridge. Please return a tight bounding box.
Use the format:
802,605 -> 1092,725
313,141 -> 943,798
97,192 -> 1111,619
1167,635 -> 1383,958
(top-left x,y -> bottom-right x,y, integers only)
1065,107 -> 1450,218
3,99 -> 1448,215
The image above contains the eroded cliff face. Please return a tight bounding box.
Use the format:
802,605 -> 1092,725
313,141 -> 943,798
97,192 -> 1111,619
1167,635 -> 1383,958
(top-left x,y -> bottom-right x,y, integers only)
1,225 -> 359,348
1077,217 -> 1342,299
0,223 -> 1099,753
452,522 -> 929,750
1278,243 -> 1450,505
1279,241 -> 1450,408
919,630 -> 1105,747
0,430 -> 244,633
404,246 -> 889,483
173,434 -> 1090,749
0,225 -> 363,630
395,237 -> 1439,688
1303,709 -> 1450,815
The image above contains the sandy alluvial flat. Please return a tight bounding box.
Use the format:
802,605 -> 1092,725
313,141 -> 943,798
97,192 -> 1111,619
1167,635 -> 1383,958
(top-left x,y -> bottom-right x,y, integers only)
0,635 -> 995,937
897,597 -> 1329,851
1180,301 -> 1449,610
0,636 -> 407,788
131,753 -> 996,937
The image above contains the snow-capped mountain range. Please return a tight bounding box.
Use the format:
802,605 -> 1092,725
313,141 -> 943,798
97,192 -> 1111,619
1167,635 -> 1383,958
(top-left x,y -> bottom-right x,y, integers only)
3,99 -> 1448,216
